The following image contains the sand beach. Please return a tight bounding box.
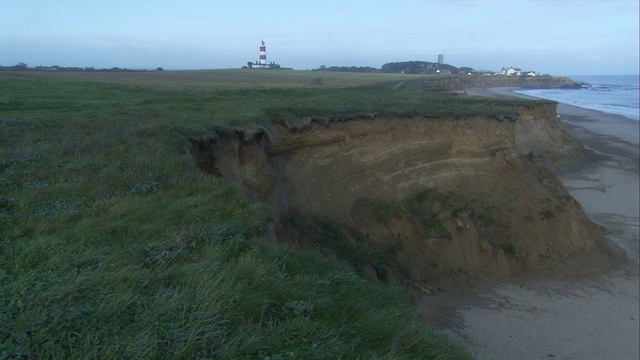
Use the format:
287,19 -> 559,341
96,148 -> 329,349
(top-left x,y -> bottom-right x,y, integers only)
429,87 -> 640,359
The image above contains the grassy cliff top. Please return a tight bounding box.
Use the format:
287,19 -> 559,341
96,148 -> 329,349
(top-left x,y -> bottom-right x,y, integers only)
0,69 -> 547,359
2,68 -> 421,89
1,69 -> 550,129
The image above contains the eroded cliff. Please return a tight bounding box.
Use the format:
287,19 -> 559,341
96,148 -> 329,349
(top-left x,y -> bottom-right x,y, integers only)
190,103 -> 623,283
423,75 -> 581,91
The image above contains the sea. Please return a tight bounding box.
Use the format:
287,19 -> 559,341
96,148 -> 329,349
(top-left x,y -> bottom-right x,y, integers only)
514,75 -> 639,121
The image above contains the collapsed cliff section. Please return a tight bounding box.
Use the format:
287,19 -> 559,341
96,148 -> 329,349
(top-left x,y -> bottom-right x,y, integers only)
190,104 -> 624,284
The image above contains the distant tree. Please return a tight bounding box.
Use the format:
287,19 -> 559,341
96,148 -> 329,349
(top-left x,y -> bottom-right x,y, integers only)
247,61 -> 254,68
380,61 -> 474,75
13,62 -> 28,69
156,67 -> 164,71
319,65 -> 327,70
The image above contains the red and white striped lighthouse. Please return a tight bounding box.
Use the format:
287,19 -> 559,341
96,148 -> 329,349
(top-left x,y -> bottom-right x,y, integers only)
258,40 -> 267,67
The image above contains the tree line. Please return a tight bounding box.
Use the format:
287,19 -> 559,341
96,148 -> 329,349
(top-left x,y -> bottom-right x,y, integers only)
314,61 -> 476,75
0,63 -> 165,72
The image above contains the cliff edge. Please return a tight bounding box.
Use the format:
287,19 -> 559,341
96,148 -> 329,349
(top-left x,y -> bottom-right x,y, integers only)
190,103 -> 623,283
424,75 -> 581,91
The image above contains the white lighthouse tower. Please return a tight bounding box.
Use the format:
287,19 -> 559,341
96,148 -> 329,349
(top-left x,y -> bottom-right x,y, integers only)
258,40 -> 267,68
247,40 -> 279,69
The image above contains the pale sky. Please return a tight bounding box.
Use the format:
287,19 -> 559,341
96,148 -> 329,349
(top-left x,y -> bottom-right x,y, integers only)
1,0 -> 638,75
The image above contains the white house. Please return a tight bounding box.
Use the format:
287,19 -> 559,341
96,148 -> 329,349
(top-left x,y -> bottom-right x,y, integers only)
499,66 -> 522,76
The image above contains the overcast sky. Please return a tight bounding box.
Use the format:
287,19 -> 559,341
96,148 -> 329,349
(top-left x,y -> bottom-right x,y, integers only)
1,0 -> 638,75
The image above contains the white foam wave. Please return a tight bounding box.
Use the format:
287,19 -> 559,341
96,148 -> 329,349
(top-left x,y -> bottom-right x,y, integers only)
515,75 -> 639,121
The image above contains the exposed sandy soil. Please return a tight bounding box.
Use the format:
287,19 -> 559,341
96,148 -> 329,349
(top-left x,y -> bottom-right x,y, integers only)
422,87 -> 639,359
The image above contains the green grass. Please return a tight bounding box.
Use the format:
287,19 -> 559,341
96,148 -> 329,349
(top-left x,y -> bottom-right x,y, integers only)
0,69 -> 493,359
1,69 -> 425,90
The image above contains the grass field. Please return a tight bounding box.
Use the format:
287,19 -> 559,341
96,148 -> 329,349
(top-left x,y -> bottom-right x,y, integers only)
0,69 -> 537,358
5,69 -> 424,90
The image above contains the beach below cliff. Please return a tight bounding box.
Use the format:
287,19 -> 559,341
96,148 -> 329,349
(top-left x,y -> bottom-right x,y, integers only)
428,87 -> 640,359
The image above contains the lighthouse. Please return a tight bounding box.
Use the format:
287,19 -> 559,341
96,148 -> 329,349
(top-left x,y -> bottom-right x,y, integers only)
258,40 -> 267,67
246,40 -> 280,69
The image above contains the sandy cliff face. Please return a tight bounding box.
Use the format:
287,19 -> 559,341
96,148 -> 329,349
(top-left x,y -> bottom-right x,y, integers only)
514,104 -> 585,161
191,105 -> 622,282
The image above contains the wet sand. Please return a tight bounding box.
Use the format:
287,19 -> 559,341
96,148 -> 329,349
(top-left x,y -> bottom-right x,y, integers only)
430,87 -> 639,359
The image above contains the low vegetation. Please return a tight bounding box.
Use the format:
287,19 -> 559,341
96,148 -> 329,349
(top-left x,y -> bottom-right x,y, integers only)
0,69 -> 544,358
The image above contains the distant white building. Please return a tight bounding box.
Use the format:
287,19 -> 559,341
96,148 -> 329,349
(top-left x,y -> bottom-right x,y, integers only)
499,66 -> 522,76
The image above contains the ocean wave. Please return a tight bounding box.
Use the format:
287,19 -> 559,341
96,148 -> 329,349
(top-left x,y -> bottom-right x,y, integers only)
579,83 -> 639,91
515,76 -> 640,121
